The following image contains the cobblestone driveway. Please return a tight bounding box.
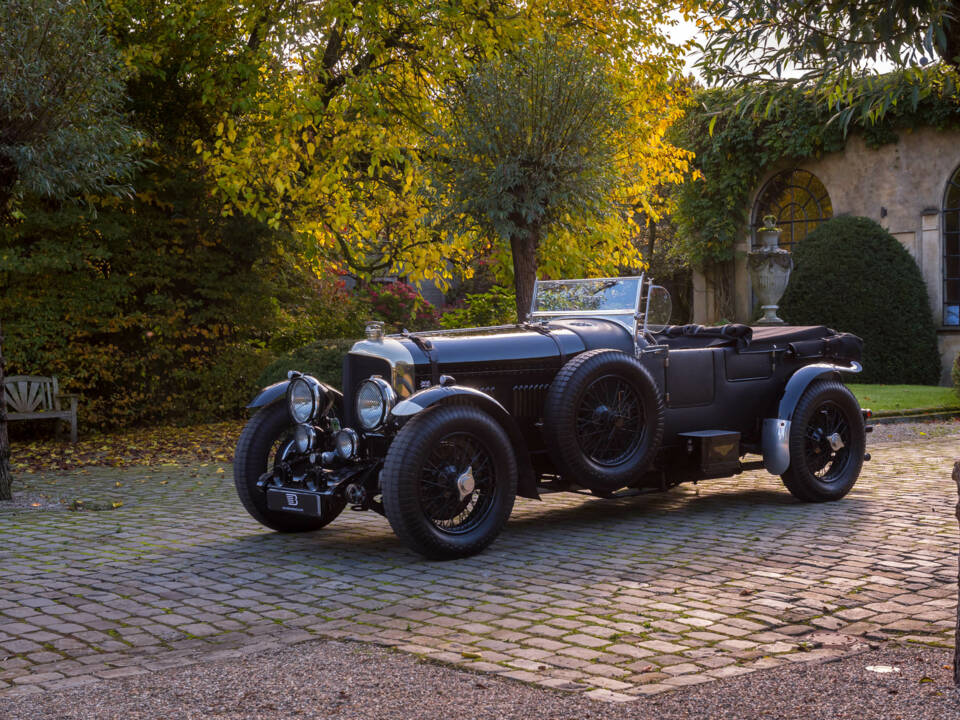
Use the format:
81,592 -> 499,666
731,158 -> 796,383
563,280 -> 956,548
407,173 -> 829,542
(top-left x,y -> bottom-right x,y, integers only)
1,437 -> 957,701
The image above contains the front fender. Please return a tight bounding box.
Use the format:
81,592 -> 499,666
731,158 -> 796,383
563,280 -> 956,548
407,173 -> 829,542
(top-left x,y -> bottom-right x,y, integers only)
392,385 -> 539,500
247,380 -> 290,409
762,361 -> 862,475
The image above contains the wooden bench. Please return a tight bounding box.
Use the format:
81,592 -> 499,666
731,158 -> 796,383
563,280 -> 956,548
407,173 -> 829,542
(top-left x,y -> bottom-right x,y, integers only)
3,375 -> 78,442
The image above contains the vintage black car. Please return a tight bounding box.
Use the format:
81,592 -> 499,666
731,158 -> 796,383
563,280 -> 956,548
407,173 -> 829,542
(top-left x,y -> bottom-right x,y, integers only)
234,276 -> 870,559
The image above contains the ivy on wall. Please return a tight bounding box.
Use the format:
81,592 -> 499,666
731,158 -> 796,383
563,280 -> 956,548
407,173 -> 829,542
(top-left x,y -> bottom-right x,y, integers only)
671,67 -> 960,268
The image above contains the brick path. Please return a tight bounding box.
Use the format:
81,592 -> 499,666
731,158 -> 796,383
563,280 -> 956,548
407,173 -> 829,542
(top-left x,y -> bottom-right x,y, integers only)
1,437 -> 957,702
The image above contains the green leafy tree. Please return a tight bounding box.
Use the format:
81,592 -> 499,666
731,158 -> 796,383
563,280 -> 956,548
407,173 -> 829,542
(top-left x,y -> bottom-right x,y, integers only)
698,0 -> 960,124
198,1 -> 697,295
0,0 -> 139,501
1,0 -> 336,436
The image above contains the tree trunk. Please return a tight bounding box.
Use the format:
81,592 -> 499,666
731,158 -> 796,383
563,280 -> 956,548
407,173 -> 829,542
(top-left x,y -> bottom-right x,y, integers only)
510,224 -> 540,322
0,156 -> 20,500
954,460 -> 960,686
0,318 -> 11,501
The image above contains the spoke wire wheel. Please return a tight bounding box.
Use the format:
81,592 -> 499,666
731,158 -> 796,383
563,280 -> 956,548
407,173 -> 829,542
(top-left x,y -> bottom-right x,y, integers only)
574,374 -> 645,467
381,404 -> 517,560
802,400 -> 852,481
781,380 -> 865,502
544,349 -> 664,493
233,402 -> 345,533
420,432 -> 496,533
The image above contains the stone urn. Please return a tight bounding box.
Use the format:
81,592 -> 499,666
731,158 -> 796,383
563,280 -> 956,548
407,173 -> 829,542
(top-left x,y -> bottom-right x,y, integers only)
748,215 -> 793,325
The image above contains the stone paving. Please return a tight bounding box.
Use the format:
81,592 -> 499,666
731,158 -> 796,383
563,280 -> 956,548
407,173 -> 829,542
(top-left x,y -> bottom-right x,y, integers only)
0,437 -> 957,702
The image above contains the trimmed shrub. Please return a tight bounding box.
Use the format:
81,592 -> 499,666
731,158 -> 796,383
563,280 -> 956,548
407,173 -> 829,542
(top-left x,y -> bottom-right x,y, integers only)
779,216 -> 941,385
256,339 -> 356,390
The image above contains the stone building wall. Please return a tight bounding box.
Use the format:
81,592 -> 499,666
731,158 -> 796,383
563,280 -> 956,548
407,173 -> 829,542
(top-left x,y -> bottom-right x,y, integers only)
693,126 -> 960,385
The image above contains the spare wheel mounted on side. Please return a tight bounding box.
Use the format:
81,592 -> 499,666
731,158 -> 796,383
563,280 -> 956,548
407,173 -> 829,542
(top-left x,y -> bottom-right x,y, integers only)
544,349 -> 664,493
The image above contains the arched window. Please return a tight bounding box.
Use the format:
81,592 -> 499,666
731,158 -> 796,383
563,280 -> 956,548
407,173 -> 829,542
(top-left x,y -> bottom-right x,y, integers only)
753,169 -> 833,251
943,167 -> 960,325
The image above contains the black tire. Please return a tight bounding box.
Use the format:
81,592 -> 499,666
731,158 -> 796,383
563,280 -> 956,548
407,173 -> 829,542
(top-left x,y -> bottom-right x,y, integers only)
234,402 -> 345,532
781,380 -> 865,502
381,404 -> 517,560
543,349 -> 664,493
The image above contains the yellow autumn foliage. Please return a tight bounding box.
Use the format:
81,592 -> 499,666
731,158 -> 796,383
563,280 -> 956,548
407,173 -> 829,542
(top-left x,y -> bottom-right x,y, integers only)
197,0 -> 700,285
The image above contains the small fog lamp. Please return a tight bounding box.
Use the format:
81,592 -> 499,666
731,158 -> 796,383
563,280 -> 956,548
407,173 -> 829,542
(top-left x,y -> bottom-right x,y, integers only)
294,424 -> 316,453
335,428 -> 359,460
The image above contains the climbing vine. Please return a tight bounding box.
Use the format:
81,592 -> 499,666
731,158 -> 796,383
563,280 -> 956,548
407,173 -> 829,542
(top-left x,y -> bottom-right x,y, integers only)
671,66 -> 960,267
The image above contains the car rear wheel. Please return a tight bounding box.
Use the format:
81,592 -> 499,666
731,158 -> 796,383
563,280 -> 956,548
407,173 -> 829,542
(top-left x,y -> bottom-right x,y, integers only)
381,404 -> 517,560
234,402 -> 345,532
544,349 -> 664,493
780,380 -> 865,502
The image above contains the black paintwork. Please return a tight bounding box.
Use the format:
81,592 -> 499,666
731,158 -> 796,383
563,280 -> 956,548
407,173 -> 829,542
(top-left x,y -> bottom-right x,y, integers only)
393,319 -> 634,445
339,321 -> 862,481
254,318 -> 865,511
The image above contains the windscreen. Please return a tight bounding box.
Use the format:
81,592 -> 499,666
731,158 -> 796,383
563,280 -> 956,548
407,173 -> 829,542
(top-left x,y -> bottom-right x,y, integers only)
531,277 -> 643,315
644,285 -> 673,333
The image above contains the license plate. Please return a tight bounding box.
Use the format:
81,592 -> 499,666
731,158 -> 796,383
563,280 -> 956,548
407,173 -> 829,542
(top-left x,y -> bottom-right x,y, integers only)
266,488 -> 323,516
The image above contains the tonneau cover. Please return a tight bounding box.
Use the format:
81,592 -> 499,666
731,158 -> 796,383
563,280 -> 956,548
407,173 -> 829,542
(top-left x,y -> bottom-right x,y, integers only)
658,324 -> 862,363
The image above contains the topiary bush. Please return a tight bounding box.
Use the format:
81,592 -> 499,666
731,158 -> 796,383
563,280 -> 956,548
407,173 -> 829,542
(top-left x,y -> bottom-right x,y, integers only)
779,216 -> 941,385
256,339 -> 356,390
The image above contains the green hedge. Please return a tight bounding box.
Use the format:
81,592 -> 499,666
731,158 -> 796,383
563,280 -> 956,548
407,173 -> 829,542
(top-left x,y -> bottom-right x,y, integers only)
440,286 -> 517,328
256,339 -> 356,390
779,216 -> 941,385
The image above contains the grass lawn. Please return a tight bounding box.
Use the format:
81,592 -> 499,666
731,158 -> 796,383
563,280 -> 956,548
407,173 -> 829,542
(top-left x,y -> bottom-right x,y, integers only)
847,384 -> 960,415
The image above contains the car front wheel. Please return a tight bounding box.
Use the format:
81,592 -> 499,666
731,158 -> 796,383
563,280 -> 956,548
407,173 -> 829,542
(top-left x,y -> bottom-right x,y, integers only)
381,404 -> 518,560
234,401 -> 345,532
780,380 -> 865,502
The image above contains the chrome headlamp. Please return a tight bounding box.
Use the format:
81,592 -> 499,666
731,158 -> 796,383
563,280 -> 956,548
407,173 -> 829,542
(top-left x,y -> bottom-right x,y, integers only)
355,376 -> 396,431
287,375 -> 323,424
335,428 -> 359,459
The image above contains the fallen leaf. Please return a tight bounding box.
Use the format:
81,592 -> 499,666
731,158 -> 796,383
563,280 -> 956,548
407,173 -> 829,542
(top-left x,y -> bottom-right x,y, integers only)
461,651 -> 481,659
8,420 -> 242,474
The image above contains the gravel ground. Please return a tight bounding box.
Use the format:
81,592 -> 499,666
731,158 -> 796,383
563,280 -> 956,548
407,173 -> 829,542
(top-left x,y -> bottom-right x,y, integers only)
0,490 -> 65,511
1,639 -> 957,720
867,418 -> 960,444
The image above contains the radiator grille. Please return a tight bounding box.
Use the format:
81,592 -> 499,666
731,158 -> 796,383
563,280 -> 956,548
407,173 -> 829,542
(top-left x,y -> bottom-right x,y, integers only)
512,383 -> 549,417
342,354 -> 391,427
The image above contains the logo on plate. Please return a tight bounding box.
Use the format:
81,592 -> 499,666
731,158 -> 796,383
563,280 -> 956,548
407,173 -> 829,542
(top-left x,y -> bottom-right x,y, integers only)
285,493 -> 298,506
